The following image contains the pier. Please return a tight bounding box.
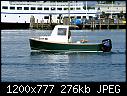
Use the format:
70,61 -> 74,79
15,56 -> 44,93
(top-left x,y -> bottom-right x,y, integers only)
29,16 -> 126,30
29,23 -> 126,30
1,19 -> 126,30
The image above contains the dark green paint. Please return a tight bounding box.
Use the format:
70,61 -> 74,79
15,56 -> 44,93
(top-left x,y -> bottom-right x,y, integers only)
30,39 -> 103,52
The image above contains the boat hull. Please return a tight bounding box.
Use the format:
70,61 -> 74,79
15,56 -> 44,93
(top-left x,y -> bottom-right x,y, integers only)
29,39 -> 104,52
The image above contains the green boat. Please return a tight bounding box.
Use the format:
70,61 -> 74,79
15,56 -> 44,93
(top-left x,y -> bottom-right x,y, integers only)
29,25 -> 112,52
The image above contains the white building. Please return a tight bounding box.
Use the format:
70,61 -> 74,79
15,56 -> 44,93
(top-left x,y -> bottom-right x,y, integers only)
96,2 -> 126,14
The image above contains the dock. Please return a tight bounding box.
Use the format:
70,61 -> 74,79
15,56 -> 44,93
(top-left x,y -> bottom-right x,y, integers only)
1,17 -> 126,30
29,15 -> 126,30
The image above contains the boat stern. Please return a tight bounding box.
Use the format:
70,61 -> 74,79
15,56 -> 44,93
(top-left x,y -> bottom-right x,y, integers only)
101,39 -> 112,52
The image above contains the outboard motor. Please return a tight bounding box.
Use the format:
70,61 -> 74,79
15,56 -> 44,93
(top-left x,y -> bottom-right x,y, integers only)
102,39 -> 112,52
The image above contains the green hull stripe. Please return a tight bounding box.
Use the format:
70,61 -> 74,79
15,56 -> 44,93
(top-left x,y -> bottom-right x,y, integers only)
30,39 -> 103,52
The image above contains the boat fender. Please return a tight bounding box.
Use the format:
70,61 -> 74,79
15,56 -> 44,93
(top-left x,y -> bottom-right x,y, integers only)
102,39 -> 112,52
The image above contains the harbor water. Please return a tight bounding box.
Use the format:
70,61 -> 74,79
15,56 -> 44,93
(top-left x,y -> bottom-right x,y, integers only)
1,29 -> 126,82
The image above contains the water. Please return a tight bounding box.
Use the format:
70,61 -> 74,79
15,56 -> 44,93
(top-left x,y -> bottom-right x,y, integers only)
1,29 -> 126,82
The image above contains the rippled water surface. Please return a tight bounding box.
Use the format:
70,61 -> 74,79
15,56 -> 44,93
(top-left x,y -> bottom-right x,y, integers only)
1,29 -> 126,82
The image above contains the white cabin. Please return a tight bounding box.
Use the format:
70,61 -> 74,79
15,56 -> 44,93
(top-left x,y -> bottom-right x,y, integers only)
32,25 -> 78,43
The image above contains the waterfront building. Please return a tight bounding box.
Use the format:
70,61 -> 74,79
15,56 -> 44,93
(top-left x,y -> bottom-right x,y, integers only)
95,2 -> 126,18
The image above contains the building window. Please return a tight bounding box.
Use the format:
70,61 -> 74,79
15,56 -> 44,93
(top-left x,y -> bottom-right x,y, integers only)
44,7 -> 49,10
37,7 -> 42,10
19,16 -> 20,18
10,7 -> 15,10
31,7 -> 36,10
108,7 -> 109,9
57,8 -> 62,10
51,7 -> 55,10
17,7 -> 22,10
2,6 -> 8,9
58,28 -> 67,35
5,15 -> 6,17
24,7 -> 29,10
44,16 -> 49,19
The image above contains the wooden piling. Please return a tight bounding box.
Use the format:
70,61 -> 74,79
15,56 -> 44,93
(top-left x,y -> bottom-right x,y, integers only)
117,19 -> 119,29
93,20 -> 95,30
94,20 -> 96,29
36,19 -> 38,29
41,20 -> 43,29
99,19 -> 101,30
91,21 -> 92,28
30,15 -> 35,29
107,19 -> 109,29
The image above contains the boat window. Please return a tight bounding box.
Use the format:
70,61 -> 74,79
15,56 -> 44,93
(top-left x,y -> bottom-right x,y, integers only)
51,7 -> 55,10
37,7 -> 42,10
64,16 -> 68,18
57,8 -> 62,10
31,7 -> 36,10
57,16 -> 62,19
44,7 -> 49,10
64,8 -> 68,10
70,8 -> 74,10
70,16 -> 74,19
76,7 -> 81,10
89,16 -> 92,19
58,28 -> 67,36
44,16 -> 49,19
77,16 -> 81,19
17,7 -> 22,10
83,16 -> 86,18
10,7 -> 15,10
2,6 -> 8,9
24,7 -> 29,10
45,38 -> 48,40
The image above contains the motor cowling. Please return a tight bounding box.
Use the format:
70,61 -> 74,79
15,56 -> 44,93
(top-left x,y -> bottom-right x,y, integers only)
102,39 -> 112,52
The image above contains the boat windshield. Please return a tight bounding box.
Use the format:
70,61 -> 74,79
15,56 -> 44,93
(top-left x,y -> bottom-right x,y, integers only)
57,28 -> 67,36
